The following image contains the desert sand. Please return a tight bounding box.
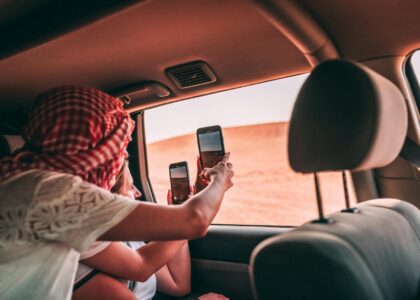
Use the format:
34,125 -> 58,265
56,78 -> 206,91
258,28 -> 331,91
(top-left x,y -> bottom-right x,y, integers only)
147,122 -> 355,226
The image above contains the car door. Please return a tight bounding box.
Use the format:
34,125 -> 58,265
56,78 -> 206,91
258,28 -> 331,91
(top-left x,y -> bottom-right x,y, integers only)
188,225 -> 290,299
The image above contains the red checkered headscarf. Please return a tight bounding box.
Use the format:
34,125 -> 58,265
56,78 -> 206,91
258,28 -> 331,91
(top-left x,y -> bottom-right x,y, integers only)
0,86 -> 134,190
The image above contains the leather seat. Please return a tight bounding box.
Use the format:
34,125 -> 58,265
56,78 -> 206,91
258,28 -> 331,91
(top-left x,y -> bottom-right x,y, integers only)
250,60 -> 420,300
251,201 -> 420,300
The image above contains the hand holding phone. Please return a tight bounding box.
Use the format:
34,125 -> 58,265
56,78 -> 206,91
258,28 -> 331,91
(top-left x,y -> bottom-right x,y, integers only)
169,161 -> 191,205
201,152 -> 234,190
194,155 -> 209,193
197,125 -> 225,169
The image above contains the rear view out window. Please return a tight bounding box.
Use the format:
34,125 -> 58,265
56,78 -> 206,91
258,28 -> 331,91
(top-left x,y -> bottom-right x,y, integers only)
408,50 -> 420,109
144,75 -> 356,226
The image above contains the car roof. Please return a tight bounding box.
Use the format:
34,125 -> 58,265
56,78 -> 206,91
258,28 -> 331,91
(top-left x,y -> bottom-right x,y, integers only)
0,0 -> 419,111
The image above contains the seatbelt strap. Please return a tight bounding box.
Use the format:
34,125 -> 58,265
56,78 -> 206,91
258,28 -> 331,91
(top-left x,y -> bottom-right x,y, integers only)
399,137 -> 420,168
126,241 -> 137,291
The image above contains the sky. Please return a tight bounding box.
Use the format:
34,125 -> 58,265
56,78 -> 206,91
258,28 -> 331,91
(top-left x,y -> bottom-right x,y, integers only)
198,131 -> 222,152
170,165 -> 188,178
144,74 -> 308,143
412,51 -> 420,82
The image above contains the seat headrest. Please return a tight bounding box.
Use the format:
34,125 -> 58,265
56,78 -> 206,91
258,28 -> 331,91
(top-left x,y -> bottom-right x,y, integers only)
288,60 -> 408,173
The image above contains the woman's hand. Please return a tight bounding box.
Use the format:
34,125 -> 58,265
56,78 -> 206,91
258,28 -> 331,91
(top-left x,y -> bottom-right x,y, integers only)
167,186 -> 194,205
198,292 -> 230,300
194,156 -> 208,193
201,153 -> 234,192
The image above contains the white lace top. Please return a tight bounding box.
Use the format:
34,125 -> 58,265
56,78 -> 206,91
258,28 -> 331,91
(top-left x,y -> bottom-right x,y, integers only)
0,170 -> 139,300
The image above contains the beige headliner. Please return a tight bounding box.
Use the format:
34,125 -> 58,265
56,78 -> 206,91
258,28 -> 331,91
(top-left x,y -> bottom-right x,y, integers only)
0,0 -> 419,111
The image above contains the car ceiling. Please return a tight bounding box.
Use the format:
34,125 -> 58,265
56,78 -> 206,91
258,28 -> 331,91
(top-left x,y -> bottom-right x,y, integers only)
0,0 -> 419,111
299,0 -> 420,60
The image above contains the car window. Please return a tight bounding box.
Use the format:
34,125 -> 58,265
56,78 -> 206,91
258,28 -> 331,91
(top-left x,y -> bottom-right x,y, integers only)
144,75 -> 356,226
407,50 -> 420,109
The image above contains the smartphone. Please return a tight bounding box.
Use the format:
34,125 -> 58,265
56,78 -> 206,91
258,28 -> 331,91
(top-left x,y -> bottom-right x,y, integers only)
169,161 -> 190,205
197,125 -> 225,169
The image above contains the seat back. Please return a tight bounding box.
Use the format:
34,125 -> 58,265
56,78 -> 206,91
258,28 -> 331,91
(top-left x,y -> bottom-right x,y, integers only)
251,200 -> 420,300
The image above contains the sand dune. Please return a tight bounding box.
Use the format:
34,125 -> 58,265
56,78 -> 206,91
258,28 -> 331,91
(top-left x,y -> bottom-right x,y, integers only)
147,122 -> 355,226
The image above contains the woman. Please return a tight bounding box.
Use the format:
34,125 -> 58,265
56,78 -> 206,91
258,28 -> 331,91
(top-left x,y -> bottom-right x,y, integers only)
0,86 -> 234,300
74,160 -> 228,300
73,160 -> 191,300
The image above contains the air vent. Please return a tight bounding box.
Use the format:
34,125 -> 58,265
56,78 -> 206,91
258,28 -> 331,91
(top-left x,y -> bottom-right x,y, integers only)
166,61 -> 217,89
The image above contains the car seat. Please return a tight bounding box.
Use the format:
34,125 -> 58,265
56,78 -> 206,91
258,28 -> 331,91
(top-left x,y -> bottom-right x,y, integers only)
250,60 -> 420,300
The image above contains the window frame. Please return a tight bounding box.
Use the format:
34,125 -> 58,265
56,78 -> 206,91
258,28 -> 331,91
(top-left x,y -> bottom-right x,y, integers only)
135,95 -> 361,227
134,107 -> 298,228
128,111 -> 156,203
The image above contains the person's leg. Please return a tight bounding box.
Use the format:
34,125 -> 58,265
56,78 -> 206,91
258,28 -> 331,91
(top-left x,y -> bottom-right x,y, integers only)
72,273 -> 136,300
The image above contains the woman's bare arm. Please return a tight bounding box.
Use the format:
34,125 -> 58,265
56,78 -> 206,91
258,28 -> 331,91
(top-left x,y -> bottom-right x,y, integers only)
155,242 -> 191,296
81,240 -> 187,283
100,153 -> 233,242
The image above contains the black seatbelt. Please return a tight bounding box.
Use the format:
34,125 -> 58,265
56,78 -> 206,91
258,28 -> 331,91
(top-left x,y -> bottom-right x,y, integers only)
400,137 -> 420,168
126,241 -> 137,291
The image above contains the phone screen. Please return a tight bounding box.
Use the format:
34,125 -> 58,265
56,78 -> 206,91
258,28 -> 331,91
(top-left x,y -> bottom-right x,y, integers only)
169,163 -> 190,205
197,127 -> 225,168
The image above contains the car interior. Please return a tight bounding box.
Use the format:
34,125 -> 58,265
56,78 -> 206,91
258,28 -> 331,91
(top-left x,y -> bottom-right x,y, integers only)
1,0 -> 420,299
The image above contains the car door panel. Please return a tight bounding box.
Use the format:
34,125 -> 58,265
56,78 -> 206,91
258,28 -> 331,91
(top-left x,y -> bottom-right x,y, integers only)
189,225 -> 291,299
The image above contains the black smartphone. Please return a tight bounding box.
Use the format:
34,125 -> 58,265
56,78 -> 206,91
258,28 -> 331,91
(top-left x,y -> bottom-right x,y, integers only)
197,125 -> 225,169
169,161 -> 190,205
